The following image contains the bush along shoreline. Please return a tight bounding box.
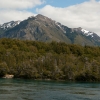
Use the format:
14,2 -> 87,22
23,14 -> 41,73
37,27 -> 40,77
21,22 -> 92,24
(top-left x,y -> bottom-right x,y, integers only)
0,38 -> 100,81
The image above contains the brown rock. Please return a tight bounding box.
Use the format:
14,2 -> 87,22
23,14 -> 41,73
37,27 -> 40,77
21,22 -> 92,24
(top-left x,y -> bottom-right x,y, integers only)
3,74 -> 14,78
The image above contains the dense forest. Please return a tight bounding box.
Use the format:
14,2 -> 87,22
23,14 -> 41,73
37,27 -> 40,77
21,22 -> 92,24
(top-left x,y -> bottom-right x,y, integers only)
0,38 -> 100,81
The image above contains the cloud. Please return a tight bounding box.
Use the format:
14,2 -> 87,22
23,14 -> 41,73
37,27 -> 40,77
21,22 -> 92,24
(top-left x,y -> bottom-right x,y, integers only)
0,0 -> 44,23
90,0 -> 96,2
37,0 -> 100,35
0,10 -> 34,23
0,0 -> 44,9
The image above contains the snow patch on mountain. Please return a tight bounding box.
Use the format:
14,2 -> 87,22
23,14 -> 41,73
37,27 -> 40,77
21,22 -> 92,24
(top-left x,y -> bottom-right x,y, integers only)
0,21 -> 21,30
55,22 -> 66,33
81,29 -> 94,37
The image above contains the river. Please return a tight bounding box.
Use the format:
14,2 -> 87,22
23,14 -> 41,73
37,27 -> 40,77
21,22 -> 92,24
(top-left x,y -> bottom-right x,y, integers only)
0,79 -> 100,100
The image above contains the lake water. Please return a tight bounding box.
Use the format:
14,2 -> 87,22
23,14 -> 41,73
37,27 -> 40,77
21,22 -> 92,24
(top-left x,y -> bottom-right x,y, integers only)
0,79 -> 100,100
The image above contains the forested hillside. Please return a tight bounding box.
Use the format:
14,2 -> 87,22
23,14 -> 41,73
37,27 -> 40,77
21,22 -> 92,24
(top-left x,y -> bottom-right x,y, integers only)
0,38 -> 100,81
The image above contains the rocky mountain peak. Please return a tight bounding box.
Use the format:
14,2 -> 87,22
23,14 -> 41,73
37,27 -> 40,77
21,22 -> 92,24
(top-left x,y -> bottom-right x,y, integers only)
0,14 -> 100,46
0,20 -> 21,30
36,14 -> 48,19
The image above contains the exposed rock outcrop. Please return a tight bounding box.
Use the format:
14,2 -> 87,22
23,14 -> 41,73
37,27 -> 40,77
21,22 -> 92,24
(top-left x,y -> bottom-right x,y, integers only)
3,74 -> 14,78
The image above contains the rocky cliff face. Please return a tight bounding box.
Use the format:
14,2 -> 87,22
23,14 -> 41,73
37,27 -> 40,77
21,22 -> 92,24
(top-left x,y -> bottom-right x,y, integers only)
0,14 -> 100,46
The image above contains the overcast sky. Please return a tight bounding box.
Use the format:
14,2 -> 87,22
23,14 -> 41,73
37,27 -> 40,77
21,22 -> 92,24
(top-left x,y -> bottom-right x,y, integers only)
0,0 -> 100,36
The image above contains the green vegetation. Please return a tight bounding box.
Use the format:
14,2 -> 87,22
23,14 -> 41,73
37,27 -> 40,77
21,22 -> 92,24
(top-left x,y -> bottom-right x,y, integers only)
0,38 -> 100,81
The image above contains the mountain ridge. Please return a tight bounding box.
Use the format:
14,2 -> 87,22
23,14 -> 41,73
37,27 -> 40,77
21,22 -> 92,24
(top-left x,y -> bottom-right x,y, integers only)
0,20 -> 21,30
0,14 -> 100,46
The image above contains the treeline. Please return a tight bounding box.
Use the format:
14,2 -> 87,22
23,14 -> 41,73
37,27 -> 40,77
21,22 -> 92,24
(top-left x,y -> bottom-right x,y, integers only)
0,38 -> 100,81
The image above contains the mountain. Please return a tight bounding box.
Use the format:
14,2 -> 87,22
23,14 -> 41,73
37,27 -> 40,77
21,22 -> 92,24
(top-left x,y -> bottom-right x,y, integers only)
0,21 -> 21,30
0,14 -> 100,46
0,20 -> 21,35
